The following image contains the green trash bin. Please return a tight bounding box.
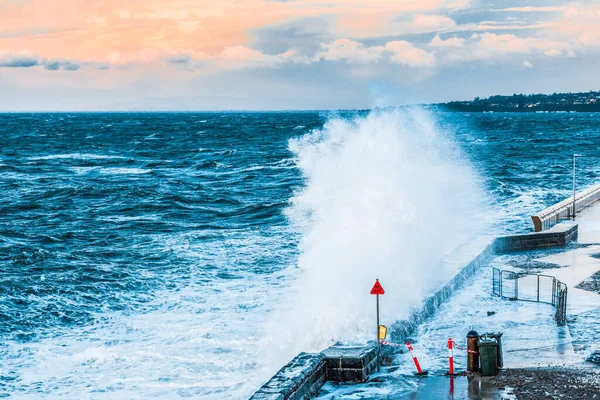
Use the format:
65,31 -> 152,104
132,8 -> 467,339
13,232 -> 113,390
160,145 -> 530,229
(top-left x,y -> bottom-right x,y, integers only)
479,338 -> 499,376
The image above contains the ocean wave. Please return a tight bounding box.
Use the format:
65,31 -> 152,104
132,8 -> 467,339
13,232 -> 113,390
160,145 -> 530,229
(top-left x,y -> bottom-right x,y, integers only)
28,153 -> 128,161
98,168 -> 152,175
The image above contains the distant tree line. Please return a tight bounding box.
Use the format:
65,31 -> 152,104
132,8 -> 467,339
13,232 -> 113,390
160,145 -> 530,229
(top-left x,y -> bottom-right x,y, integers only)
438,90 -> 600,112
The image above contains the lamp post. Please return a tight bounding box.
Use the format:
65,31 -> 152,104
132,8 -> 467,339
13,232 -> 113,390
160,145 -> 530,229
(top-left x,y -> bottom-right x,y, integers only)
573,154 -> 582,220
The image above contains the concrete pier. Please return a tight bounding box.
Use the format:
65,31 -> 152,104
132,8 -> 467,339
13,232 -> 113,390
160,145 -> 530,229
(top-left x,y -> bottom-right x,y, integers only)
251,185 -> 600,400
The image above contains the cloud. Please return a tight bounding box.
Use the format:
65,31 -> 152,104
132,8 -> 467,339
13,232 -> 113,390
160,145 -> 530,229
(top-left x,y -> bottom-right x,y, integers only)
1,0 -> 599,107
166,54 -> 192,65
218,45 -> 286,68
472,32 -> 529,54
61,61 -> 81,71
494,7 -> 565,13
430,35 -> 465,48
524,60 -> 533,68
44,59 -> 81,71
0,51 -> 82,70
411,14 -> 456,31
443,0 -> 469,9
316,38 -> 435,67
439,33 -> 573,63
160,46 -> 310,71
0,52 -> 39,67
548,5 -> 600,48
0,0 -> 586,76
316,39 -> 386,64
0,0 -> 472,64
385,41 -> 436,67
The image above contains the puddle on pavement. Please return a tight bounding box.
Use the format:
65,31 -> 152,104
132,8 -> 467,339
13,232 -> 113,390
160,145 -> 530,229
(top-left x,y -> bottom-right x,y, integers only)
319,374 -> 515,399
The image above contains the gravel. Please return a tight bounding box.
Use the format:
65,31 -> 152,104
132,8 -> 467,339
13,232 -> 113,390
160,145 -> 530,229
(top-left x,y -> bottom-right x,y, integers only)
490,367 -> 600,399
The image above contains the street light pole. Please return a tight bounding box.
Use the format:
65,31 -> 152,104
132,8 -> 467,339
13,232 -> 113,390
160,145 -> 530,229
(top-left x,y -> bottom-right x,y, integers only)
573,154 -> 582,220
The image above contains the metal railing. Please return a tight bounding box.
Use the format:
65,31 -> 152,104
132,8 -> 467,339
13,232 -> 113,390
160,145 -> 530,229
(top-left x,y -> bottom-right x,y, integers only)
531,182 -> 600,232
492,268 -> 568,325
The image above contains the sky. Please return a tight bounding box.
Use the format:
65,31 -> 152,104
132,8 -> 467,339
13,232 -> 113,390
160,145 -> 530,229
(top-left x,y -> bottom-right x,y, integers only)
0,0 -> 599,110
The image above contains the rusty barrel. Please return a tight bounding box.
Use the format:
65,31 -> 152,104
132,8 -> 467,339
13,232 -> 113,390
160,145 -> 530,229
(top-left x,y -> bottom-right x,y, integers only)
467,330 -> 480,372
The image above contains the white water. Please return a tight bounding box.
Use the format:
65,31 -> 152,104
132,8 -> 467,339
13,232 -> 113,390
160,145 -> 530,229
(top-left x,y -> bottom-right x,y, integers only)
261,108 -> 490,373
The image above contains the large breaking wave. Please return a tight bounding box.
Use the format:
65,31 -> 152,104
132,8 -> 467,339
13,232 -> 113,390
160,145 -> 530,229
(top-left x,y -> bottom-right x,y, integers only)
262,108 -> 490,371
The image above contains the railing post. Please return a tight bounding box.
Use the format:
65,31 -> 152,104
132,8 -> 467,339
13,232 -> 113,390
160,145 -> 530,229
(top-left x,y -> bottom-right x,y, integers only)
564,289 -> 568,324
499,271 -> 503,298
537,275 -> 540,303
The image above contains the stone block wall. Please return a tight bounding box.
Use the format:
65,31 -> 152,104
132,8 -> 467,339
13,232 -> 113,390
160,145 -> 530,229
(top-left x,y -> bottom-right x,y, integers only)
249,353 -> 326,400
323,344 -> 378,382
496,222 -> 578,252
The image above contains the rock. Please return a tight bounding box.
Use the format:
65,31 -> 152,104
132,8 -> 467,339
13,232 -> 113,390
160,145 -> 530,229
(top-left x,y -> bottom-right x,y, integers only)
487,311 -> 496,316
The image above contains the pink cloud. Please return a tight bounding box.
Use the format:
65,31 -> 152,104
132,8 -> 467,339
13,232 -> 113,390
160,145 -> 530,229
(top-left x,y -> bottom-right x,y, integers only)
385,41 -> 436,67
0,0 -> 593,75
412,14 -> 456,31
0,0 -> 470,67
435,32 -> 575,66
316,38 -> 435,67
430,35 -> 465,48
316,39 -> 386,64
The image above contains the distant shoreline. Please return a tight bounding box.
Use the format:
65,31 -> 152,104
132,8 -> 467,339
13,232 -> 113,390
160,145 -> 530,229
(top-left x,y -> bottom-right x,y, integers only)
435,90 -> 600,113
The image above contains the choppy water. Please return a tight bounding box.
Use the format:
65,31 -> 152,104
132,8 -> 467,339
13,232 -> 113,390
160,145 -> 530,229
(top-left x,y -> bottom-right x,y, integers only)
1,110 -> 600,399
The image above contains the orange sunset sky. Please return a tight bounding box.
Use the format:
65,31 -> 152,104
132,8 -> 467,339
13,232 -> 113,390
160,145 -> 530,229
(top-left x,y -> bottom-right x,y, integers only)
0,0 -> 599,110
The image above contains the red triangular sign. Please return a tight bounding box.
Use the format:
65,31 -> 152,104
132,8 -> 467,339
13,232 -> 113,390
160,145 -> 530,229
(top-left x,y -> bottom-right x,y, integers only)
370,279 -> 385,295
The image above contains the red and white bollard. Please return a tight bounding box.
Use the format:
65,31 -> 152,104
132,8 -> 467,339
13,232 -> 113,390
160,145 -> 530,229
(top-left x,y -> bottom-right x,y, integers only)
448,338 -> 454,375
405,341 -> 427,375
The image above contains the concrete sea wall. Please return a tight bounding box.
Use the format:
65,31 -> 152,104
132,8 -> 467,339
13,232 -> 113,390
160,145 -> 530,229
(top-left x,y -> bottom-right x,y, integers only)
390,239 -> 497,343
250,353 -> 326,400
250,219 -> 581,399
532,183 -> 600,232
496,222 -> 578,252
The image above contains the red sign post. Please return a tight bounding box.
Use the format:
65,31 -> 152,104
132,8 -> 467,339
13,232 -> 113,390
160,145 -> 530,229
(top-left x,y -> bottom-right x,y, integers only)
370,279 -> 385,371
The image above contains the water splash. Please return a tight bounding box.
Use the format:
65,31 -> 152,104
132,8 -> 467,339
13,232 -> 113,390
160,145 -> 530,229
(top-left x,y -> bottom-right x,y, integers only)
262,108 -> 489,370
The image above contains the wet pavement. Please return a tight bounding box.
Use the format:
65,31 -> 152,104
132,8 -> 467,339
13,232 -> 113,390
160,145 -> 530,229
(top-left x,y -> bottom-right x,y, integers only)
319,373 -> 515,399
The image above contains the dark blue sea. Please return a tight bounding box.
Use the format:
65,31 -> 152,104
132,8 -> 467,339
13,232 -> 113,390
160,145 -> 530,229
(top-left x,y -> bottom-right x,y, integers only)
1,110 -> 600,398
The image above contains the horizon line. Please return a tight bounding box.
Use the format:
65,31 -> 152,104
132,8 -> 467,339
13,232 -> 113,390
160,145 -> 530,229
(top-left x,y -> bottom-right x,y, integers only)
0,105 -> 439,113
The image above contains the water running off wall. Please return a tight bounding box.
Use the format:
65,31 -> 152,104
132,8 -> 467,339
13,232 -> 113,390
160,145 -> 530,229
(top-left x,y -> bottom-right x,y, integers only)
259,108 -> 491,376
